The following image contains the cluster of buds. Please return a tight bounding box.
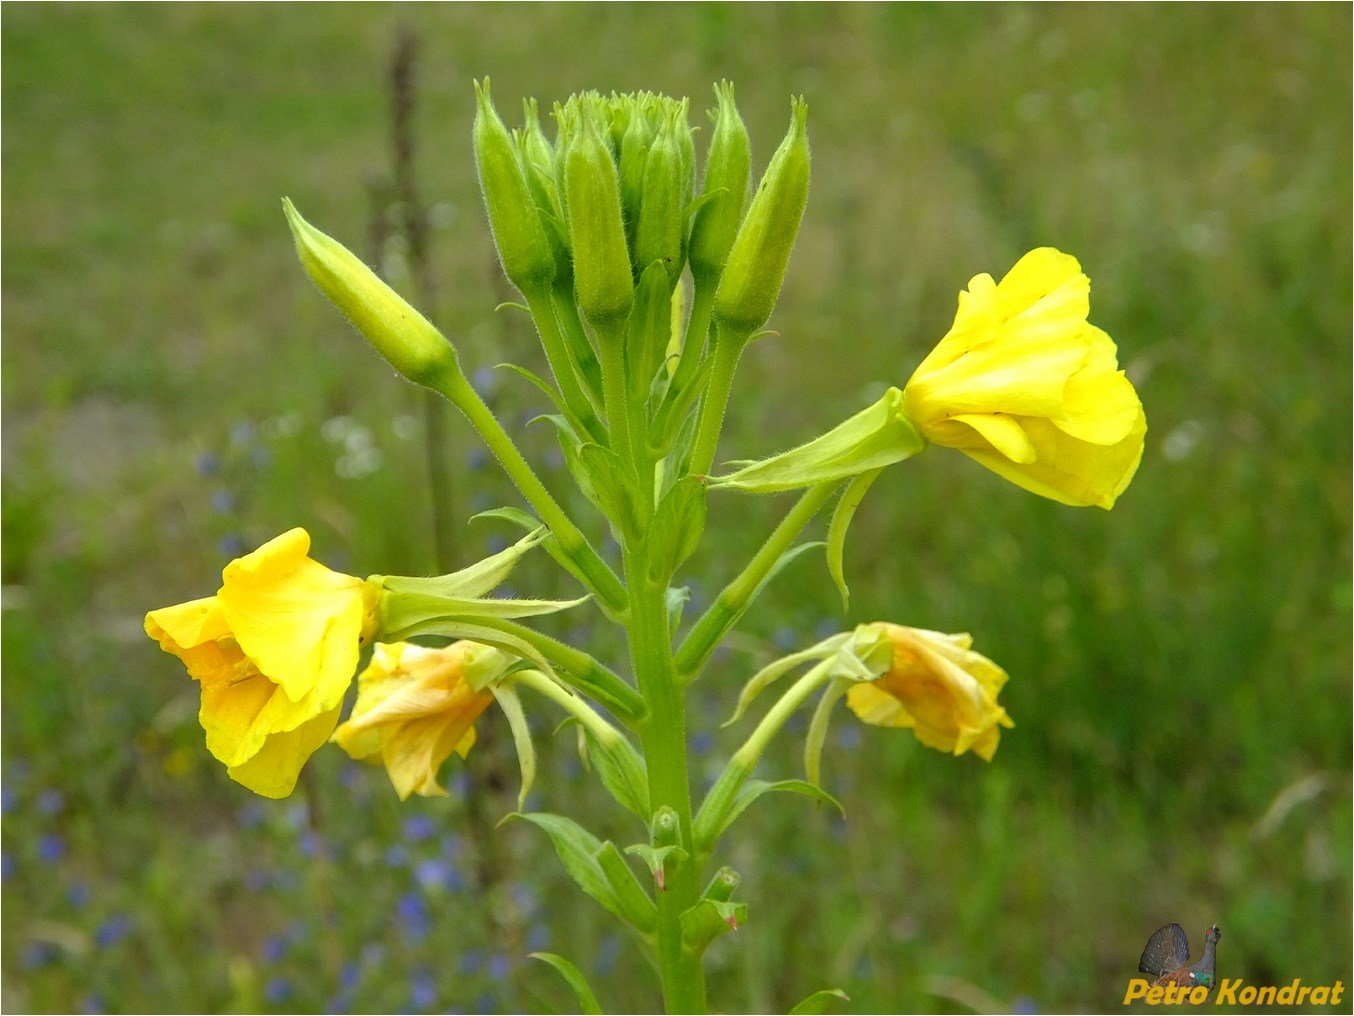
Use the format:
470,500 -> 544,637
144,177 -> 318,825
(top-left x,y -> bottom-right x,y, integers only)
475,80 -> 807,334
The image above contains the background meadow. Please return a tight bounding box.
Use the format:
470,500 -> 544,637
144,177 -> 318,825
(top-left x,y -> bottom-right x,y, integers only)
3,4 -> 1350,1012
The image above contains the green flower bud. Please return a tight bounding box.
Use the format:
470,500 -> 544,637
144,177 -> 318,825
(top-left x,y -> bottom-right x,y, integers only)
473,79 -> 555,292
564,104 -> 634,327
617,98 -> 656,251
689,82 -> 751,281
713,96 -> 810,334
283,198 -> 457,387
633,113 -> 686,285
518,98 -> 573,282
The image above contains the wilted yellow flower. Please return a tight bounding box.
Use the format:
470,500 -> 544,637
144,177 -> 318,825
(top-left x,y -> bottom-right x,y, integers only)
846,623 -> 1013,761
902,247 -> 1146,509
145,529 -> 378,798
332,641 -> 509,800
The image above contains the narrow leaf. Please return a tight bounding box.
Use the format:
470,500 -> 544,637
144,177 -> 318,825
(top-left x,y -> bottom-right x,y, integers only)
583,728 -> 650,819
495,362 -> 587,438
528,952 -> 603,1016
648,475 -> 707,583
705,778 -> 845,847
503,813 -> 623,921
826,467 -> 884,612
788,988 -> 852,1014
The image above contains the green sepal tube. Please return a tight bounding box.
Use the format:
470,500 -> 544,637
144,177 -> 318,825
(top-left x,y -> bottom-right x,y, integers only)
564,107 -> 634,327
634,114 -> 687,286
712,97 -> 810,334
688,82 -> 751,282
473,80 -> 556,293
283,198 -> 459,387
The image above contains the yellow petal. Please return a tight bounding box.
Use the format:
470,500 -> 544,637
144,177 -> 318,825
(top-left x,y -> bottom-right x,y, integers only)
218,529 -> 373,708
949,413 -> 1037,464
226,704 -> 343,799
995,247 -> 1087,322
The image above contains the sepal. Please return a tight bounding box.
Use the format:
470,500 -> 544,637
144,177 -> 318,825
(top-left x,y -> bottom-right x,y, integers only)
490,681 -> 536,809
709,387 -> 925,492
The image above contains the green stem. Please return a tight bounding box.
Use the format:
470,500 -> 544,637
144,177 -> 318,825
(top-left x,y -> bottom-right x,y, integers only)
625,540 -> 707,1013
524,285 -> 607,444
687,321 -> 750,478
513,667 -> 631,745
674,481 -> 838,681
430,365 -> 628,615
549,280 -> 606,408
597,319 -> 643,479
453,615 -> 645,723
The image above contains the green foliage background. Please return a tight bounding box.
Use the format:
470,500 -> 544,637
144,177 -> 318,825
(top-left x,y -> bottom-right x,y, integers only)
3,4 -> 1349,1013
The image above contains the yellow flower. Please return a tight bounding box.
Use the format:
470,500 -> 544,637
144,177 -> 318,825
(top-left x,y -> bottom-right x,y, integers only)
332,641 -> 507,800
902,247 -> 1146,509
145,529 -> 378,798
845,623 -> 1014,761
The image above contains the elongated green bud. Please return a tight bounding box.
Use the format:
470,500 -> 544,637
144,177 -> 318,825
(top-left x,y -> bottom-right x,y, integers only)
519,98 -> 573,282
689,82 -> 751,280
564,108 -> 634,326
617,101 -> 655,251
633,114 -> 686,285
283,198 -> 458,386
474,79 -> 555,292
713,97 -> 810,334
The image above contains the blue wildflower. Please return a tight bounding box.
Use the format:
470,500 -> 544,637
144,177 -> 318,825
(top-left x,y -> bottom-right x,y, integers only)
262,934 -> 289,965
410,968 -> 437,1011
94,913 -> 133,949
488,952 -> 511,982
37,833 -> 65,864
264,977 -> 293,1004
37,788 -> 65,815
403,815 -> 436,843
396,892 -> 431,942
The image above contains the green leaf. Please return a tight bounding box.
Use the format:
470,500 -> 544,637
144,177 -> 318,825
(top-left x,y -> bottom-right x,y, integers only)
788,988 -> 852,1014
648,475 -> 707,583
826,467 -> 884,612
697,775 -> 844,851
582,728 -> 650,820
578,442 -> 642,536
593,841 -> 657,933
528,952 -> 603,1015
495,362 -> 588,438
503,813 -> 625,922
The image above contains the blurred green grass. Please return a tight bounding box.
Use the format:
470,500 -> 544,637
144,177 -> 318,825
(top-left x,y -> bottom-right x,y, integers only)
2,4 -> 1350,1013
